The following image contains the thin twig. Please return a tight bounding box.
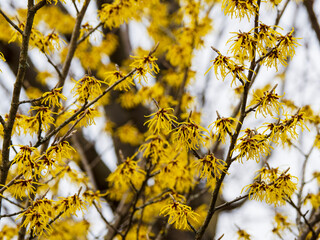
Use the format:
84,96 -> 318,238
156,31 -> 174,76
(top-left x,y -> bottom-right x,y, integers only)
0,9 -> 23,34
92,201 -> 124,237
287,197 -> 316,238
77,22 -> 103,45
45,53 -> 63,79
214,194 -> 248,212
2,195 -> 24,209
0,209 -> 26,219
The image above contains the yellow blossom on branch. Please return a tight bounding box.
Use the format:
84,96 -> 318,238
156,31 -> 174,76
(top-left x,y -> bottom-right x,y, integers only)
130,54 -> 159,75
261,48 -> 287,71
255,23 -> 281,50
234,128 -> 271,163
237,228 -> 252,240
145,107 -> 178,135
11,145 -> 40,177
7,179 -> 40,200
277,28 -> 300,58
273,212 -> 293,233
205,52 -> 248,86
247,87 -> 284,117
116,123 -> 144,146
41,87 -> 67,108
29,106 -> 56,131
107,155 -> 145,199
56,193 -> 87,217
242,169 -> 298,206
304,193 -> 320,209
193,153 -> 228,180
72,75 -> 104,103
263,111 -> 309,145
160,200 -> 199,230
227,31 -> 256,63
46,140 -> 76,162
104,69 -> 135,91
139,134 -> 169,164
171,119 -> 209,150
222,0 -> 258,20
209,116 -> 239,144
98,0 -> 139,29
82,190 -> 107,207
75,108 -> 101,127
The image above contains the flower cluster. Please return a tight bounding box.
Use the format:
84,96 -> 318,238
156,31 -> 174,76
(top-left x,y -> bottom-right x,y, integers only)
72,75 -> 104,103
171,119 -> 209,150
145,107 -> 177,134
205,52 -> 249,86
131,54 -> 159,84
160,200 -> 199,230
193,153 -> 228,180
234,128 -> 271,163
98,0 -> 140,29
263,111 -> 309,145
222,0 -> 259,20
243,168 -> 298,206
107,155 -> 145,200
41,87 -> 67,108
209,116 -> 239,144
248,87 -> 284,117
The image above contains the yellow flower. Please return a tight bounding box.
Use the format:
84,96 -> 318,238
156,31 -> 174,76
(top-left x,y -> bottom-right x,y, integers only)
255,23 -> 281,50
171,119 -> 209,150
18,206 -> 52,237
41,87 -> 67,108
104,69 -> 135,91
261,48 -> 287,71
205,53 -> 242,85
130,54 -> 159,75
48,140 -> 75,159
234,129 -> 271,163
116,123 -> 144,146
304,193 -> 320,209
77,107 -> 101,127
35,33 -> 62,54
166,44 -> 193,67
7,179 -> 40,200
139,135 -> 169,164
98,0 -> 138,29
242,169 -> 298,206
263,111 -> 309,145
82,190 -> 107,207
277,28 -> 300,58
160,201 -> 199,230
227,31 -> 256,63
209,116 -> 239,144
11,145 -> 40,177
0,225 -> 17,239
247,88 -> 284,117
145,107 -> 178,135
274,212 -> 292,232
314,134 -> 320,150
107,155 -> 145,199
237,228 -> 251,240
72,75 -> 104,103
117,91 -> 141,109
29,106 -> 56,131
56,193 -> 87,217
222,0 -> 258,20
193,154 -> 228,180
